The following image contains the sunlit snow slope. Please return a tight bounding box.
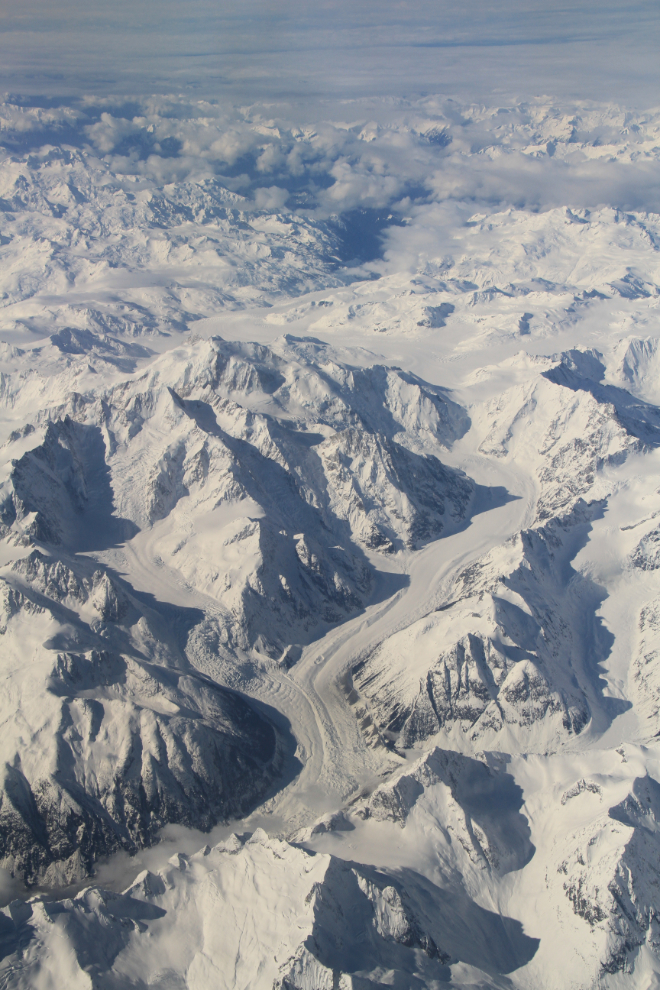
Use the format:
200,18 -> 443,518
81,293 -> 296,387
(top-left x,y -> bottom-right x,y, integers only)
1,96 -> 660,990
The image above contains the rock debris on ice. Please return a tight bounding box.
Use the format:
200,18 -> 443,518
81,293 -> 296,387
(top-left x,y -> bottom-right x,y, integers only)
1,96 -> 660,989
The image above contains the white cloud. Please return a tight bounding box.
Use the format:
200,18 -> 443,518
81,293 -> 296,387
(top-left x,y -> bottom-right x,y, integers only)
252,185 -> 289,210
2,95 -> 660,224
0,0 -> 659,106
85,112 -> 147,154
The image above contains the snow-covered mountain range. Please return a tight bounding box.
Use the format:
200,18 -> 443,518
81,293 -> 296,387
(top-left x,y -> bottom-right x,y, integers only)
1,94 -> 660,989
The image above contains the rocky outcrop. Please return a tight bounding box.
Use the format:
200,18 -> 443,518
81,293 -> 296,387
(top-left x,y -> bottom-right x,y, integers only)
0,830 -> 542,989
353,503 -> 606,748
0,554 -> 280,886
554,775 -> 660,976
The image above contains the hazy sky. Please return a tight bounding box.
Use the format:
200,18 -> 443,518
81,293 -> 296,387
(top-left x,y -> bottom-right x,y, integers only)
1,0 -> 658,105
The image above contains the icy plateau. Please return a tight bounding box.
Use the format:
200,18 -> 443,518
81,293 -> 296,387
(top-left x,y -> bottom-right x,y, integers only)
0,96 -> 660,989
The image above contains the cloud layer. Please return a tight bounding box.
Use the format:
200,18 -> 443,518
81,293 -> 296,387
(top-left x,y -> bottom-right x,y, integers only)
0,0 -> 659,104
2,96 -> 659,221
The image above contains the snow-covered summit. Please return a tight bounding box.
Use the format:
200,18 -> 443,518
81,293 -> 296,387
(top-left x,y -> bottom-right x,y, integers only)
2,93 -> 660,988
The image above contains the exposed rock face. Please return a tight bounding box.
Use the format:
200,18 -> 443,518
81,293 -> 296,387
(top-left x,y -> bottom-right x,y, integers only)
318,427 -> 473,552
349,343 -> 660,754
479,349 -> 646,524
553,775 -> 660,976
0,335 -> 476,657
0,336 -> 481,884
4,95 -> 660,989
0,830 -> 541,989
354,747 -> 535,876
632,527 -> 660,571
353,502 -> 608,748
0,552 -> 279,886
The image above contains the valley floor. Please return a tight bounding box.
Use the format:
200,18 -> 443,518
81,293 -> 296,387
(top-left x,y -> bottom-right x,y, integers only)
1,94 -> 660,989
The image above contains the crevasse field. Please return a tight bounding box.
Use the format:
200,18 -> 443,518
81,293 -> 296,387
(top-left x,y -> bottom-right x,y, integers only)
1,3 -> 660,988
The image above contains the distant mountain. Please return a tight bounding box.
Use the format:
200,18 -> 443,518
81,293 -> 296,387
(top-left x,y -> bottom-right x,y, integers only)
2,96 -> 660,989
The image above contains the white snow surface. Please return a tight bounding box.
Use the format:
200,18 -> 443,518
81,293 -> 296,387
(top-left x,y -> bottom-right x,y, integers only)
1,95 -> 660,989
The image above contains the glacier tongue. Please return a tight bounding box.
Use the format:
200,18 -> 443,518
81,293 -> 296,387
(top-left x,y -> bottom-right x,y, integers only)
2,95 -> 660,989
0,334 -> 477,655
0,333 -> 484,885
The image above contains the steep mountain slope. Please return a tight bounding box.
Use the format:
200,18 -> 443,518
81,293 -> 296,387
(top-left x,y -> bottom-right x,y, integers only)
2,95 -> 660,990
0,333 -> 482,885
0,548 -> 280,886
350,342 -> 657,752
0,827 -> 540,990
0,334 -> 475,656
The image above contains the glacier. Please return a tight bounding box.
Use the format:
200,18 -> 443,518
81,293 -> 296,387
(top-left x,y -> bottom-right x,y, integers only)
0,94 -> 659,989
